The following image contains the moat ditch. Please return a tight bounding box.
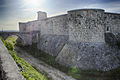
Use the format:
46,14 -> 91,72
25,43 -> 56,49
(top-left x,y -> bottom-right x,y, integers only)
1,35 -> 120,80
16,43 -> 120,80
15,46 -> 76,80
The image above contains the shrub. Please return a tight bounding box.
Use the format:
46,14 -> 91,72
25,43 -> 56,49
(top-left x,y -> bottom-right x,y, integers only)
16,41 -> 24,46
0,36 -> 15,51
4,41 -> 15,51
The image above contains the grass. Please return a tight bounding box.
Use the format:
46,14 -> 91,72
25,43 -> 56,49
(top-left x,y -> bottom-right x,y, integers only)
9,50 -> 48,80
0,36 -> 49,80
20,43 -> 120,80
5,36 -> 18,45
20,43 -> 71,73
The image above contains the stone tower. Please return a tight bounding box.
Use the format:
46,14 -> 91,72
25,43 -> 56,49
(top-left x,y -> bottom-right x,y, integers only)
37,11 -> 47,20
68,9 -> 105,42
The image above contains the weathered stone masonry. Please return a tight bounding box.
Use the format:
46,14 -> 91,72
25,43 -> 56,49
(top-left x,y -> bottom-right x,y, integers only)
0,39 -> 25,80
68,9 -> 105,42
19,9 -> 120,71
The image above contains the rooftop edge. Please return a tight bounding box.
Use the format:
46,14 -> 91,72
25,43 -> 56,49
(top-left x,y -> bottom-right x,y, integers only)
68,9 -> 105,12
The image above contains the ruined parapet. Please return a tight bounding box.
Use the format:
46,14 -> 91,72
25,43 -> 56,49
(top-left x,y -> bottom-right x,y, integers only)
19,22 -> 27,32
67,9 -> 105,42
37,11 -> 47,20
0,39 -> 25,80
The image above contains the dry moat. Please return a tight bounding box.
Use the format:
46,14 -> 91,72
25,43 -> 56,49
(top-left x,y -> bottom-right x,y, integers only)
0,35 -> 120,80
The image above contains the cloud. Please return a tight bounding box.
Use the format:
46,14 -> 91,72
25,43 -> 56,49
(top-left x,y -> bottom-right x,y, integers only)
0,0 -> 120,31
82,1 -> 120,13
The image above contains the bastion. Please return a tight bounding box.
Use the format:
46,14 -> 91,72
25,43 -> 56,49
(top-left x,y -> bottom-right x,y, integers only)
68,9 -> 105,42
19,9 -> 120,71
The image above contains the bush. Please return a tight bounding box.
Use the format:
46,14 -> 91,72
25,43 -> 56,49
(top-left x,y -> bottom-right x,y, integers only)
16,41 -> 24,46
4,41 -> 15,51
0,36 -> 15,51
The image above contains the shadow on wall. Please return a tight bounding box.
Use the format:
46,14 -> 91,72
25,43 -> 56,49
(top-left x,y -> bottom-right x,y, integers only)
104,32 -> 120,48
16,37 -> 24,46
104,33 -> 117,47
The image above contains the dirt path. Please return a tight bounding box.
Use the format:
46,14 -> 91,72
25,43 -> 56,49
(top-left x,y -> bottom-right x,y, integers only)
15,46 -> 76,80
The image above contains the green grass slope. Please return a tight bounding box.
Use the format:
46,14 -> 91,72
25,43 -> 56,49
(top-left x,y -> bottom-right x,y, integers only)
0,36 -> 49,80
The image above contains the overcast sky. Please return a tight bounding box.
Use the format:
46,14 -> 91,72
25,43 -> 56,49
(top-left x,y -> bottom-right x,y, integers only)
0,0 -> 120,31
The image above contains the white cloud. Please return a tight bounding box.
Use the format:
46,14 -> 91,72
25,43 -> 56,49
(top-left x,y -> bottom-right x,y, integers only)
81,1 -> 120,13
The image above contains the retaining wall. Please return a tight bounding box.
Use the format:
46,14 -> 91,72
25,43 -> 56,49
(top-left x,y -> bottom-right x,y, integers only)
0,39 -> 25,80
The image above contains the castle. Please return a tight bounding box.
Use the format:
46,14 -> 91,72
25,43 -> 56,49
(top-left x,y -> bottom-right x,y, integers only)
19,9 -> 120,71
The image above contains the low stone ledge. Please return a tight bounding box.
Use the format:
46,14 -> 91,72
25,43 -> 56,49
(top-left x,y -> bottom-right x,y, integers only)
0,39 -> 25,80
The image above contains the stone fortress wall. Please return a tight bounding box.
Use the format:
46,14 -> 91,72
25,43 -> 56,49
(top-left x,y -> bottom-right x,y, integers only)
19,9 -> 120,42
104,12 -> 120,34
19,9 -> 120,71
68,9 -> 105,42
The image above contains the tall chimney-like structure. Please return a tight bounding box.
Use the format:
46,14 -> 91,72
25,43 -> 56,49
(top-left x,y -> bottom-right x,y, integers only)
37,11 -> 47,20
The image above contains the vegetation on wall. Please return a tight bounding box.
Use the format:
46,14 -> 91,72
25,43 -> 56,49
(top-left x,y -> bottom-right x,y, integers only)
0,36 -> 49,80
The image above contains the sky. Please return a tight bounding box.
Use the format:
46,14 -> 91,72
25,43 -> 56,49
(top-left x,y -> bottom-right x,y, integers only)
0,0 -> 120,31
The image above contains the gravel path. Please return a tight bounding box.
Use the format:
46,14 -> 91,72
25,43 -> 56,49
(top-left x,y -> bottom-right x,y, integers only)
15,47 -> 76,80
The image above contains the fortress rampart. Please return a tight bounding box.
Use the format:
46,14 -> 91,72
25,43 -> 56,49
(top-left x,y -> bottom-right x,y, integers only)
19,9 -> 120,42
19,9 -> 120,71
68,9 -> 105,42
